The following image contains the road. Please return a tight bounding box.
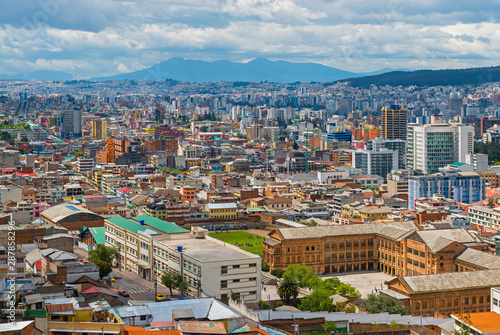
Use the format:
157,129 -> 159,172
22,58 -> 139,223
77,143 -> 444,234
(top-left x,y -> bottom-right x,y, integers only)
110,269 -> 170,302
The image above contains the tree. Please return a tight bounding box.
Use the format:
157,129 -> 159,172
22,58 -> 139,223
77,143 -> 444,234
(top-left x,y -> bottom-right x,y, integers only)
298,289 -> 336,312
282,264 -> 320,289
452,313 -> 473,335
277,277 -> 299,303
258,300 -> 269,310
322,321 -> 337,333
75,152 -> 84,158
178,280 -> 188,297
93,259 -> 112,278
359,294 -> 410,315
389,320 -> 399,334
89,245 -> 117,264
161,271 -> 181,295
270,268 -> 285,278
261,261 -> 270,272
20,136 -> 28,142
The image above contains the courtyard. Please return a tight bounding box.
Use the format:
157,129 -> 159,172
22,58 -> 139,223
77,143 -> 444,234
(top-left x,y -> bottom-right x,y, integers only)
209,230 -> 264,255
320,270 -> 396,298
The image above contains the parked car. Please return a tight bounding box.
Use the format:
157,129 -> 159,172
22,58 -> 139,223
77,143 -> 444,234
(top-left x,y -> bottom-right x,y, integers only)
155,294 -> 166,301
118,290 -> 129,297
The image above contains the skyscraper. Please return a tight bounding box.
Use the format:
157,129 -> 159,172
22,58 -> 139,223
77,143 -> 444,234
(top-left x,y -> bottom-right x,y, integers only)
407,123 -> 474,174
60,108 -> 82,138
92,120 -> 108,139
381,105 -> 407,141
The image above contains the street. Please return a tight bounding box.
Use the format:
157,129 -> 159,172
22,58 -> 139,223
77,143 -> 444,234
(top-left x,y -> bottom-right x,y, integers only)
110,269 -> 170,302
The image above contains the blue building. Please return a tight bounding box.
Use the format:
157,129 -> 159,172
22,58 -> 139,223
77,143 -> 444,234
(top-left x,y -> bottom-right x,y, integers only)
325,129 -> 352,143
408,170 -> 485,209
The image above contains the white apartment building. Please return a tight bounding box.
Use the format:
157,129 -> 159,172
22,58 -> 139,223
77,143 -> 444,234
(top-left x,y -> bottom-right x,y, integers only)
468,206 -> 500,231
77,157 -> 94,172
104,216 -> 261,303
407,123 -> 474,174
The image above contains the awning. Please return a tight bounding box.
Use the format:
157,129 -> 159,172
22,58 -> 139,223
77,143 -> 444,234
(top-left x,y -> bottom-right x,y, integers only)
136,260 -> 151,269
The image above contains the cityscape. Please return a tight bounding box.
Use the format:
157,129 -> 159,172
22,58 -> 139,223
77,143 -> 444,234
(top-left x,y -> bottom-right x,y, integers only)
4,1 -> 500,335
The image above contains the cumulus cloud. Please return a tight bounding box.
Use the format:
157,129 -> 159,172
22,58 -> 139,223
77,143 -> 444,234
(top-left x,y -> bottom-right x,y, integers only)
0,0 -> 500,77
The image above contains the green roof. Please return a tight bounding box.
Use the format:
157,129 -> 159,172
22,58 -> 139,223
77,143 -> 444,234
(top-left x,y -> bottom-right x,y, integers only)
246,207 -> 267,212
451,162 -> 465,166
25,310 -> 46,317
106,216 -> 158,235
134,215 -> 189,234
89,227 -> 105,244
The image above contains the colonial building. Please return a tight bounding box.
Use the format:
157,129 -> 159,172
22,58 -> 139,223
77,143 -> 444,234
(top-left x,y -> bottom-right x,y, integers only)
263,223 -> 490,276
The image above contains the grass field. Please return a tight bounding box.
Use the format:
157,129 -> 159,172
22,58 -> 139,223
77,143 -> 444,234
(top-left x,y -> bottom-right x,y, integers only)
209,231 -> 263,255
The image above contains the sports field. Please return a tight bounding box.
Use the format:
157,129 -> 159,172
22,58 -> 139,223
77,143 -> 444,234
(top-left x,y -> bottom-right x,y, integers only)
209,231 -> 264,255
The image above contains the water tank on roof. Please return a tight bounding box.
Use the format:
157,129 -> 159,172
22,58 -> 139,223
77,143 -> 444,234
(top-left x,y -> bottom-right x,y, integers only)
177,246 -> 183,252
140,220 -> 145,225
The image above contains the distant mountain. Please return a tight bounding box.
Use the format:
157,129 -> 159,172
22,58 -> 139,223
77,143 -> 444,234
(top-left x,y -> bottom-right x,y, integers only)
337,66 -> 500,88
0,70 -> 73,81
92,58 -> 391,83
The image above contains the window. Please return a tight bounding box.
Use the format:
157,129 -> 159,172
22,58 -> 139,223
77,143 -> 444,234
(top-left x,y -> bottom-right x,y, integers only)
233,279 -> 240,283
140,315 -> 146,321
472,297 -> 476,304
479,296 -> 483,304
249,277 -> 256,281
465,297 -> 469,305
233,265 -> 240,269
221,266 -> 228,274
249,263 -> 256,267
221,280 -> 227,288
422,301 -> 427,309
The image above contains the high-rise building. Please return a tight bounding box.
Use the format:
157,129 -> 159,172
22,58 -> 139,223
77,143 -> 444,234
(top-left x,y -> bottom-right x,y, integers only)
91,120 -> 107,139
60,108 -> 82,138
407,123 -> 474,174
381,105 -> 407,141
352,149 -> 398,178
366,137 -> 406,170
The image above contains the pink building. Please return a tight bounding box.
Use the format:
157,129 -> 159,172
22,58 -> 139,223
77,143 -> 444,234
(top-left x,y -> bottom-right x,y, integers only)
33,202 -> 50,218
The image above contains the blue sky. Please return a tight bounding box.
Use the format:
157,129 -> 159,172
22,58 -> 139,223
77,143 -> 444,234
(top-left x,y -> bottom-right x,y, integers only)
1,0 -> 500,78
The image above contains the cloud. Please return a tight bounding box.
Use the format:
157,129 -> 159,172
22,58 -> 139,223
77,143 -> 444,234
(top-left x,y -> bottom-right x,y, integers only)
1,0 -> 500,77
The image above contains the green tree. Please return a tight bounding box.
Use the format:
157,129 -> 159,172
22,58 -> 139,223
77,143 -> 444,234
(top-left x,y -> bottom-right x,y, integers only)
277,277 -> 299,303
270,268 -> 285,278
452,313 -> 473,335
93,259 -> 112,278
161,271 -> 181,295
258,300 -> 270,310
75,152 -> 84,158
282,264 -> 320,289
178,280 -> 188,297
21,136 -> 28,142
261,261 -> 270,272
389,320 -> 399,334
89,245 -> 117,264
298,289 -> 336,312
322,321 -> 337,333
359,294 -> 410,315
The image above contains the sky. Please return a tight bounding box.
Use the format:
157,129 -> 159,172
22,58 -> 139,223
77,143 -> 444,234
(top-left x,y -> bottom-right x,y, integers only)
1,0 -> 500,78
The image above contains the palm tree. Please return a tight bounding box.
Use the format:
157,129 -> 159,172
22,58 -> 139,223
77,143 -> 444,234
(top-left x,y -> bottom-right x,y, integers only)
277,277 -> 299,304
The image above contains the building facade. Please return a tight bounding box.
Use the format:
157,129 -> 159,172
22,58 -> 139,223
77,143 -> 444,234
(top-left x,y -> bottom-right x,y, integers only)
408,171 -> 486,210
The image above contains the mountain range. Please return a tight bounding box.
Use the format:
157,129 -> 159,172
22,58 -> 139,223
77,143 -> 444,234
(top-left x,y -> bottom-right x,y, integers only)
91,58 -> 393,83
2,58 -> 500,87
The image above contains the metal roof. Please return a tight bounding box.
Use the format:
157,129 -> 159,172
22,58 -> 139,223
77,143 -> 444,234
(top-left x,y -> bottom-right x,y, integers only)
89,227 -> 105,244
134,215 -> 189,234
146,298 -> 240,322
41,203 -> 99,223
107,216 -> 160,235
207,203 -> 237,209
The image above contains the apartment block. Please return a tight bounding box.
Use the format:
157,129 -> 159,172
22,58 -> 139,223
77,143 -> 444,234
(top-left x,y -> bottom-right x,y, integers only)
104,215 -> 261,302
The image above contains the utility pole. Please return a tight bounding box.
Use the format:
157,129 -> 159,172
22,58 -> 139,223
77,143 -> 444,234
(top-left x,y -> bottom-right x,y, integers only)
305,133 -> 308,173
153,260 -> 157,301
197,270 -> 201,298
